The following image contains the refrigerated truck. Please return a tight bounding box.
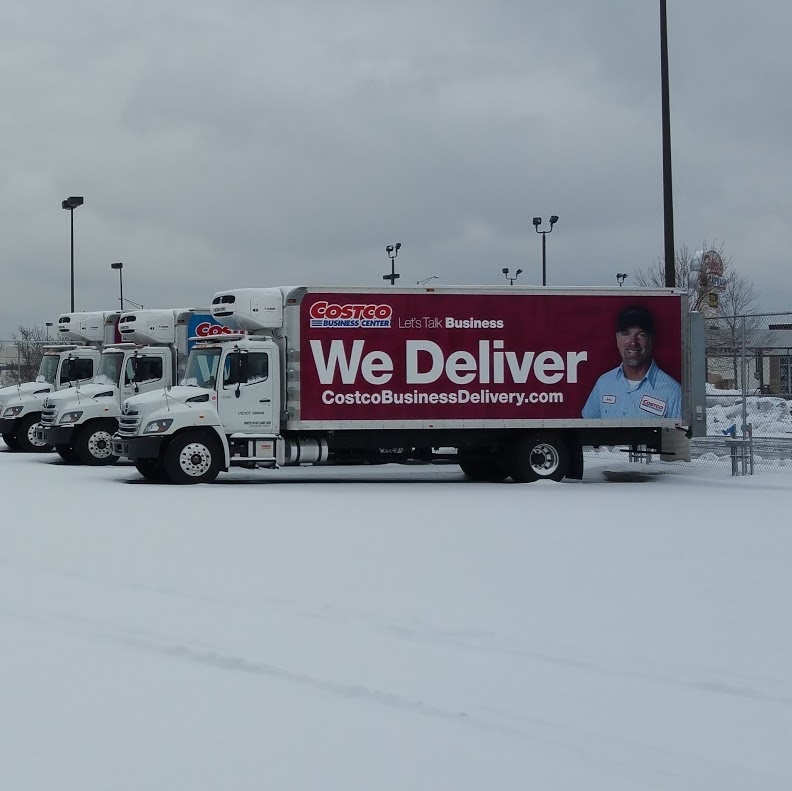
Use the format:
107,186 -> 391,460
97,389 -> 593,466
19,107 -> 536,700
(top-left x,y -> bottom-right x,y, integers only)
36,308 -> 237,465
112,285 -> 706,484
0,311 -> 120,452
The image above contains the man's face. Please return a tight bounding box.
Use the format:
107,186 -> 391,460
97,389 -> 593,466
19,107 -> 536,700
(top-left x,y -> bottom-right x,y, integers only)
616,326 -> 652,371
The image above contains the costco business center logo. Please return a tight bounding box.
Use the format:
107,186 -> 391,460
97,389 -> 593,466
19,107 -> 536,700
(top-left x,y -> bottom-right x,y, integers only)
309,301 -> 393,328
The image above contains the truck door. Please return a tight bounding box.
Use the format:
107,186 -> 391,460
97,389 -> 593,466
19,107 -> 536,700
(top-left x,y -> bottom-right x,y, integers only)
122,352 -> 168,399
217,349 -> 275,434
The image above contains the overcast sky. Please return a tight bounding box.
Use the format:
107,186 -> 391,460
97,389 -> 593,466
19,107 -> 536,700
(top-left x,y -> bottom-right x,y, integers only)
1,0 -> 790,336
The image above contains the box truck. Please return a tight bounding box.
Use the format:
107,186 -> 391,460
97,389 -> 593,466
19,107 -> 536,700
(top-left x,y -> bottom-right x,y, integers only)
36,308 -> 236,464
112,286 -> 706,484
0,311 -> 120,452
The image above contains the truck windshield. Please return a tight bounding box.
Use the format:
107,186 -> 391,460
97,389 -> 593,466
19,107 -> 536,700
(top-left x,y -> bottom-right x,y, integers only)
36,355 -> 60,384
95,352 -> 125,386
182,348 -> 221,388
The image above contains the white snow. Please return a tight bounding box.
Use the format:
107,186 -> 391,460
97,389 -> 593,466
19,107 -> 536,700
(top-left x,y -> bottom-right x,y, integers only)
1,447 -> 791,790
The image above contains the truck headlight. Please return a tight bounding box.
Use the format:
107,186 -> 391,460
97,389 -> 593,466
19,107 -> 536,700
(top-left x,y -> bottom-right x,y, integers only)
59,411 -> 83,424
3,405 -> 24,417
143,419 -> 174,434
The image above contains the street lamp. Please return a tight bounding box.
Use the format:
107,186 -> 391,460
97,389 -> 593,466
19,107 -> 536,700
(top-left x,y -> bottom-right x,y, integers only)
384,242 -> 402,285
616,273 -> 629,287
61,196 -> 84,312
502,267 -> 522,286
45,322 -> 53,340
532,215 -> 559,286
111,262 -> 124,310
660,0 -> 675,287
417,275 -> 438,286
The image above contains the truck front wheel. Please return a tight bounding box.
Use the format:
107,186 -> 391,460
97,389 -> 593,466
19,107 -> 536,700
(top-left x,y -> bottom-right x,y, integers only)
509,433 -> 569,483
162,431 -> 221,484
74,420 -> 120,466
16,414 -> 52,453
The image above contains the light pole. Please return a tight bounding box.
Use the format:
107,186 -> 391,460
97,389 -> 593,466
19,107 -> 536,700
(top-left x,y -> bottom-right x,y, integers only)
616,273 -> 628,287
384,243 -> 402,285
660,0 -> 675,287
61,196 -> 84,312
532,215 -> 558,286
417,275 -> 438,286
502,267 -> 522,286
111,262 -> 124,310
45,322 -> 53,340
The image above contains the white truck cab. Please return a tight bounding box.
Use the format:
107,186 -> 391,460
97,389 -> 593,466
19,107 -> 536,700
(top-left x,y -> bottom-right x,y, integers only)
0,312 -> 116,452
36,308 -> 219,465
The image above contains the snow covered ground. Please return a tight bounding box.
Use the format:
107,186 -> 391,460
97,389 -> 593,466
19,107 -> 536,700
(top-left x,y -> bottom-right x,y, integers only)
2,448 -> 791,790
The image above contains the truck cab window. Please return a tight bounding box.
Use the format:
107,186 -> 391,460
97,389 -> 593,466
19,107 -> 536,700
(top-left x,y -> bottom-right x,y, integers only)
60,358 -> 94,384
125,356 -> 163,385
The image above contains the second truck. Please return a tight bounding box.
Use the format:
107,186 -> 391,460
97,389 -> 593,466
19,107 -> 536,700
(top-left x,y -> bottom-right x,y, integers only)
37,308 -> 236,465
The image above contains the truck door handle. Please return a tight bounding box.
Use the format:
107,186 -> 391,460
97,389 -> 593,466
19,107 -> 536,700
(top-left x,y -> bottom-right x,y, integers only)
259,398 -> 271,403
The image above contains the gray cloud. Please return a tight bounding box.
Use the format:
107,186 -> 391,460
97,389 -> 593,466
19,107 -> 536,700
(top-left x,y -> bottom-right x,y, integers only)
1,0 -> 791,335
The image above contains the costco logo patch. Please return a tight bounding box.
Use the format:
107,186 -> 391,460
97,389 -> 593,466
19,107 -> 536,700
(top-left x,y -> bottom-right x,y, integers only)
639,394 -> 666,416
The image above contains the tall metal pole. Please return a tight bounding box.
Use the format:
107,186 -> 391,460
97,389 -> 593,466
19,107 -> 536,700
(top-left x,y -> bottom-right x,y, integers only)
70,210 -> 75,311
660,0 -> 675,287
119,267 -> 124,310
542,232 -> 547,287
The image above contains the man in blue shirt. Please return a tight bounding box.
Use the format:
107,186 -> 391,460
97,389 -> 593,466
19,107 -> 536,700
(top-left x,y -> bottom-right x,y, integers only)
581,306 -> 682,419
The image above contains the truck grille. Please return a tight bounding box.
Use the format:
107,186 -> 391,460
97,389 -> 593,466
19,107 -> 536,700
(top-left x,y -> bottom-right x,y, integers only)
117,409 -> 141,436
40,404 -> 57,427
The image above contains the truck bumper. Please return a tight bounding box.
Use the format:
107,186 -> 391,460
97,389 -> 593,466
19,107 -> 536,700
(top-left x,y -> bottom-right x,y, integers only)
0,418 -> 18,434
38,425 -> 75,445
112,435 -> 164,460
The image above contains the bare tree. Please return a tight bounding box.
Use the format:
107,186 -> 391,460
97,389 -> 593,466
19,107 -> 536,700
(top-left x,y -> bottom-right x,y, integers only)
634,243 -> 766,388
9,325 -> 47,384
633,242 -> 729,312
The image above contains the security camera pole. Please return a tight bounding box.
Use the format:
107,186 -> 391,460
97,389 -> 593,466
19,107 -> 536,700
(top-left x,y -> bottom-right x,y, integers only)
384,243 -> 402,285
502,267 -> 522,286
532,215 -> 558,286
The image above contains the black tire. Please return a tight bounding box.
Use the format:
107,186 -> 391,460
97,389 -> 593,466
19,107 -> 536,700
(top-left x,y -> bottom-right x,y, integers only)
134,458 -> 169,482
55,444 -> 81,463
2,433 -> 20,451
73,420 -> 120,466
162,431 -> 221,484
458,451 -> 509,482
15,414 -> 53,453
509,433 -> 569,483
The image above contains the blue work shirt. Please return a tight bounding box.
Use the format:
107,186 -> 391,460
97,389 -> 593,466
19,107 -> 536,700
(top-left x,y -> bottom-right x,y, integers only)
581,360 -> 682,419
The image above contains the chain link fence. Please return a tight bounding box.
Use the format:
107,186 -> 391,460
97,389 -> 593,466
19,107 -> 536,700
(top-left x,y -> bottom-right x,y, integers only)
692,311 -> 792,474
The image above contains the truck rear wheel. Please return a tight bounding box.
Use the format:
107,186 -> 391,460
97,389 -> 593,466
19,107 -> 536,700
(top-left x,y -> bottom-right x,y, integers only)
74,420 -> 120,466
55,444 -> 80,463
162,431 -> 221,484
16,414 -> 52,453
2,433 -> 20,451
509,433 -> 569,483
134,458 -> 169,482
458,451 -> 509,482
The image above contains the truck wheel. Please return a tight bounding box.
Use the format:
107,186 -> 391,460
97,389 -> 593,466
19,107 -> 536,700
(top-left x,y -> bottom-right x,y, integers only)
2,433 -> 20,451
163,431 -> 221,484
16,414 -> 52,453
458,451 -> 509,482
74,420 -> 120,466
509,433 -> 569,483
134,458 -> 169,482
55,444 -> 80,463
